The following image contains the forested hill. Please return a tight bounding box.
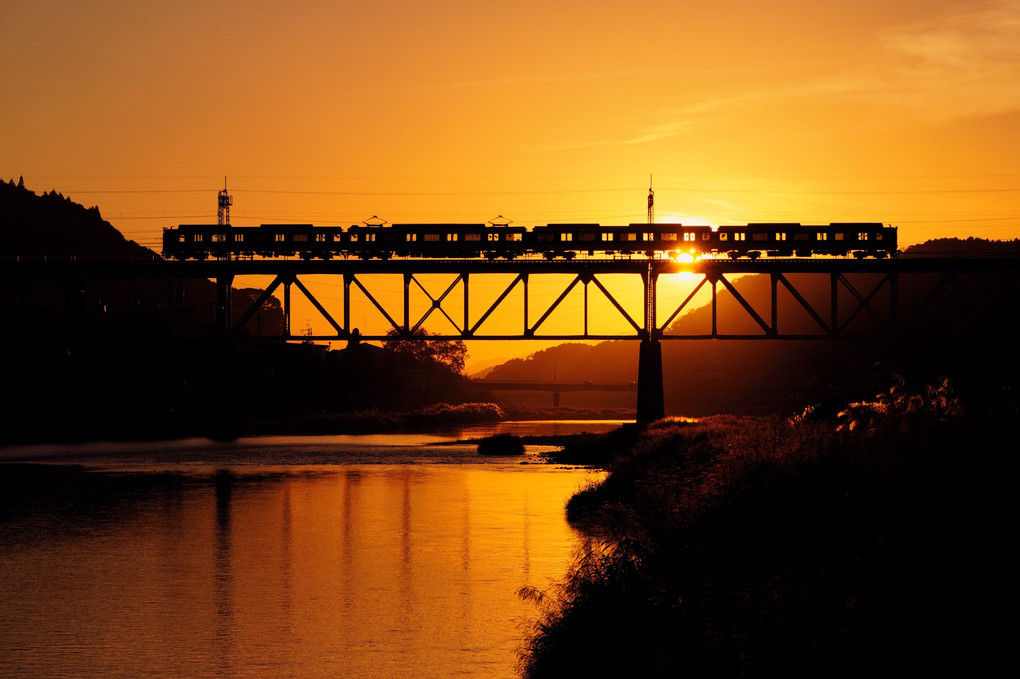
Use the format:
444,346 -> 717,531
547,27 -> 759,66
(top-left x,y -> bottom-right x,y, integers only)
0,178 -> 154,259
902,237 -> 1020,257
0,178 -> 285,336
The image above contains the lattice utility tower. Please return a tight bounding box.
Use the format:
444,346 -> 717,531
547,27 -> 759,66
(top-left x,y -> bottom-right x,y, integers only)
218,177 -> 232,226
647,175 -> 654,224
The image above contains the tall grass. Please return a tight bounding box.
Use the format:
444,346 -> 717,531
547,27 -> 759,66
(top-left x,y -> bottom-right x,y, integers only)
519,383 -> 1019,677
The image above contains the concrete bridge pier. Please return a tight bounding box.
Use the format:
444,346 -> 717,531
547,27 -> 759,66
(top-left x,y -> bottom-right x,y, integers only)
636,339 -> 664,424
637,263 -> 665,424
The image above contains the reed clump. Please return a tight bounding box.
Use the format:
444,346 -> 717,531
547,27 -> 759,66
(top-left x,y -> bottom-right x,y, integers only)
519,381 -> 1018,678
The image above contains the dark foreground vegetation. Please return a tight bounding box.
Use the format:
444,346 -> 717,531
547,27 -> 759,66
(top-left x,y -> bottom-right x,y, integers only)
520,381 -> 1019,677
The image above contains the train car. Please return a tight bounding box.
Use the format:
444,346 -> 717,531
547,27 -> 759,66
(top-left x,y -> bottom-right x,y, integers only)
481,225 -> 526,259
302,225 -> 346,259
161,220 -> 897,261
712,223 -> 896,259
821,223 -> 895,258
163,224 -> 237,260
528,224 -> 603,259
598,224 -> 700,258
373,224 -> 487,259
347,223 -> 401,259
254,224 -> 317,258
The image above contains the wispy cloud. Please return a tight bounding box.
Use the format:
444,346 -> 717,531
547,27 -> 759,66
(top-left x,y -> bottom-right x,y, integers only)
555,1 -> 1020,150
535,92 -> 772,152
863,0 -> 1020,120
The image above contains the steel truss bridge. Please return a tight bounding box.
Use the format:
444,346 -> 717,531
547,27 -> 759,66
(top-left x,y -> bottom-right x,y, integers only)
6,257 -> 1020,423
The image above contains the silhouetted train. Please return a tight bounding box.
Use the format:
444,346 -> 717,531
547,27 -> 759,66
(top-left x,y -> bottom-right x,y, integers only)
162,222 -> 897,261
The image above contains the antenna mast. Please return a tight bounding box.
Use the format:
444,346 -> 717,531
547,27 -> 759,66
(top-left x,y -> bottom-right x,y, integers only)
218,177 -> 232,226
647,175 -> 654,224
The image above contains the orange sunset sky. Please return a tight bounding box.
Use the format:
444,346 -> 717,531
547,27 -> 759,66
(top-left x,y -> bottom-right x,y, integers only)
3,0 -> 1019,367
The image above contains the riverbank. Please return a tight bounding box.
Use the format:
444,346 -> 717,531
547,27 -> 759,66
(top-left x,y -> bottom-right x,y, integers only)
1,402 -> 636,445
519,386 -> 1019,677
250,404 -> 634,437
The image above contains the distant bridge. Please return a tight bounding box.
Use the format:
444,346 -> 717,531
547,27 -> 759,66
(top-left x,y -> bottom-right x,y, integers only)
5,256 -> 1019,423
470,379 -> 637,407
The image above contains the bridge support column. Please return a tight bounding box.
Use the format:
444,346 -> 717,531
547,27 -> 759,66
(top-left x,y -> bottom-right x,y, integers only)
636,338 -> 664,424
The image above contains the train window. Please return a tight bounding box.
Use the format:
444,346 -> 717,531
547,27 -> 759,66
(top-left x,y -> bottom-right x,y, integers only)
294,234 -> 308,242
776,233 -> 787,241
560,233 -> 573,242
447,234 -> 459,241
835,233 -> 844,241
508,233 -> 522,241
752,233 -> 768,241
212,234 -> 226,243
858,233 -> 869,240
406,234 -> 417,242
275,234 -> 286,242
661,233 -> 677,241
350,234 -> 359,242
817,232 -> 828,241
235,233 -> 245,243
701,233 -> 711,241
425,234 -> 440,241
794,233 -> 809,241
466,233 -> 481,241
875,233 -> 883,240
366,233 -> 376,242
602,233 -> 613,241
642,233 -> 653,241
580,233 -> 596,241
683,233 -> 694,242
488,233 -> 499,241
735,233 -> 746,241
316,233 -> 329,242
719,233 -> 728,241
178,234 -> 186,243
623,233 -> 637,241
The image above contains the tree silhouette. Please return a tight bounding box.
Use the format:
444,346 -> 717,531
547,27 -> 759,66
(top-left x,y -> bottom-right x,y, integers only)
382,327 -> 467,374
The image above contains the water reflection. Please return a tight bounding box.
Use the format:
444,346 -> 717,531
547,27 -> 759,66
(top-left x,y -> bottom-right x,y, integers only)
0,464 -> 599,678
214,470 -> 234,673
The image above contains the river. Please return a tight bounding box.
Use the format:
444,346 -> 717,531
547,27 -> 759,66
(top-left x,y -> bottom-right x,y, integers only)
0,423 -> 614,678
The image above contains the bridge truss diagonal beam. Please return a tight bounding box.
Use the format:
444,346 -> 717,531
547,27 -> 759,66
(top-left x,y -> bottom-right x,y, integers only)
291,275 -> 344,336
469,273 -> 525,337
717,273 -> 773,336
590,274 -> 642,334
775,273 -> 831,336
528,275 -> 583,336
406,273 -> 465,336
349,273 -> 402,335
233,275 -> 285,334
658,277 -> 709,334
835,273 -> 892,335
